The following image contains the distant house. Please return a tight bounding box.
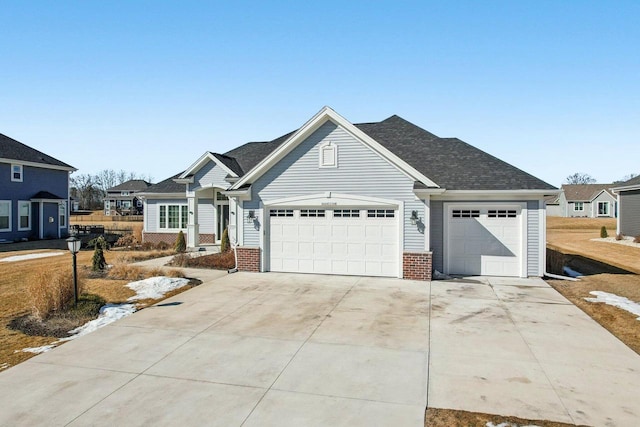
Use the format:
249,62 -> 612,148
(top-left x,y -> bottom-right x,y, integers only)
544,194 -> 562,217
104,179 -> 151,216
0,133 -> 76,241
557,184 -> 617,218
612,175 -> 640,236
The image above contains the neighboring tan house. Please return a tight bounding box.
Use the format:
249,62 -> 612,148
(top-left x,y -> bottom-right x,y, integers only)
104,179 -> 151,216
0,133 -> 76,241
557,184 -> 617,218
140,107 -> 558,280
612,175 -> 640,237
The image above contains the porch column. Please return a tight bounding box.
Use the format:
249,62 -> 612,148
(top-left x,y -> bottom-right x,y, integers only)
423,197 -> 431,251
187,194 -> 199,248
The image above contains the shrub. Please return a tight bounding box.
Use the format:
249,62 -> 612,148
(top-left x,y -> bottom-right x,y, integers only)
174,231 -> 186,253
220,227 -> 230,253
616,233 -> 624,241
635,235 -> 640,244
90,236 -> 109,271
115,234 -> 138,248
156,241 -> 170,250
140,241 -> 155,251
28,269 -> 86,319
600,226 -> 608,238
132,224 -> 143,244
171,251 -> 235,270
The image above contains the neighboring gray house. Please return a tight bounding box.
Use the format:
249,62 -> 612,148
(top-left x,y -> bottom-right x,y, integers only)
613,175 -> 640,237
104,179 -> 151,216
557,184 -> 617,218
0,133 -> 76,241
141,107 -> 558,280
544,194 -> 562,217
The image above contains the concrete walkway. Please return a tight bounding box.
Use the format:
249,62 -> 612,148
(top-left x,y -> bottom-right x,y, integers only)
1,272 -> 640,426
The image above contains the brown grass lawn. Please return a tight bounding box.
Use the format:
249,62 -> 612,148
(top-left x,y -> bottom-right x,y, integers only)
547,216 -> 640,274
546,216 -> 640,356
0,248 -> 185,371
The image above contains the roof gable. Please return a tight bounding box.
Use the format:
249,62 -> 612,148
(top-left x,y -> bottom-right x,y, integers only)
0,133 -> 75,171
107,179 -> 151,192
230,107 -> 439,190
561,184 -> 615,201
179,152 -> 240,180
140,172 -> 184,194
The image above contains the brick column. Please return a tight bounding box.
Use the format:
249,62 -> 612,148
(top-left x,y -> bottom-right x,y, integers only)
236,246 -> 260,272
403,251 -> 432,281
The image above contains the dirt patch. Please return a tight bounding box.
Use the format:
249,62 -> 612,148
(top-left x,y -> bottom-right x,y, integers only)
547,273 -> 640,355
425,408 -> 588,426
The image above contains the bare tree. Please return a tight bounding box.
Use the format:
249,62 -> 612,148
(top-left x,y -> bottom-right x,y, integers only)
70,174 -> 102,210
565,173 -> 596,185
613,173 -> 638,184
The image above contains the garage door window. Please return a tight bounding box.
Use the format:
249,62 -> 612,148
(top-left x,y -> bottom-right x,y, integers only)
452,209 -> 480,218
367,209 -> 395,218
270,209 -> 293,217
333,209 -> 360,218
300,209 -> 325,217
488,209 -> 517,218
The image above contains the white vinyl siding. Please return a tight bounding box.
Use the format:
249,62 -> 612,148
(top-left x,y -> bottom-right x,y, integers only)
190,162 -> 230,192
198,199 -> 215,234
18,201 -> 31,231
527,200 -> 540,276
0,201 -> 11,231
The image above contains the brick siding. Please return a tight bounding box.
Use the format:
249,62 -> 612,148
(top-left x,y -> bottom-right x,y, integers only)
236,246 -> 260,272
403,251 -> 432,281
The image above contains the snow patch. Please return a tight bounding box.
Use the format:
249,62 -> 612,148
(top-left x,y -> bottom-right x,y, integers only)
0,363 -> 10,371
59,304 -> 137,341
0,252 -> 65,263
585,291 -> 640,320
486,423 -> 540,427
126,276 -> 190,301
591,236 -> 640,248
20,345 -> 57,354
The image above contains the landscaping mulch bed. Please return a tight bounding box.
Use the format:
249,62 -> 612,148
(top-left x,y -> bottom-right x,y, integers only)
425,408 -> 589,427
170,250 -> 235,270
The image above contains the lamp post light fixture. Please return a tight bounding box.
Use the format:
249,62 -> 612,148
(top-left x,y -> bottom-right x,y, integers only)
66,236 -> 81,307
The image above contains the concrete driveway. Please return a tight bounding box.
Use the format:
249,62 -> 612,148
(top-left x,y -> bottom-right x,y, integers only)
0,272 -> 430,426
2,272 -> 640,426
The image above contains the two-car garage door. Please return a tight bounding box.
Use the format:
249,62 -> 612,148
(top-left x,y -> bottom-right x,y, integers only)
269,208 -> 398,277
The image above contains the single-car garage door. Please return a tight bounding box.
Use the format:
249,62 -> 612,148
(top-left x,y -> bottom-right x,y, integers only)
269,208 -> 398,277
446,204 -> 524,277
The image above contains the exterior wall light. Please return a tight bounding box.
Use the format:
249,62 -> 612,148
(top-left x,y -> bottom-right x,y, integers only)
410,210 -> 419,225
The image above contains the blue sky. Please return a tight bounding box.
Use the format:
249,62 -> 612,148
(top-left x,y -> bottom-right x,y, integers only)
1,1 -> 638,186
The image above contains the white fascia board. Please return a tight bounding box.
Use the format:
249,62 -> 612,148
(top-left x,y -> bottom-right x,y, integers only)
30,198 -> 64,203
264,192 -> 400,208
432,189 -> 560,201
612,184 -> 640,193
413,188 -> 446,198
173,177 -> 194,184
0,158 -> 77,172
179,152 -> 238,180
222,187 -> 251,201
230,106 -> 440,190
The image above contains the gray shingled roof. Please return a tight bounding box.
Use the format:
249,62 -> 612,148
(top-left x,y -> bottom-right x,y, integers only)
142,172 -> 185,194
151,114 -> 556,194
107,179 -> 151,192
561,184 -> 615,201
617,175 -> 640,188
0,133 -> 75,169
356,116 -> 555,190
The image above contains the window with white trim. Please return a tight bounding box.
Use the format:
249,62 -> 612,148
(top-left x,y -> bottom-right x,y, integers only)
319,142 -> 337,168
488,209 -> 517,218
11,164 -> 23,182
158,204 -> 188,229
59,203 -> 67,228
0,201 -> 11,231
269,209 -> 293,217
574,202 -> 584,211
300,209 -> 325,217
452,209 -> 480,218
597,201 -> 609,216
367,209 -> 395,218
18,201 -> 31,230
333,209 -> 360,218
121,191 -> 130,196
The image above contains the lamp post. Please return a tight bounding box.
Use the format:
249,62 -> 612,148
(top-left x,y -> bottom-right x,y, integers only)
66,236 -> 81,307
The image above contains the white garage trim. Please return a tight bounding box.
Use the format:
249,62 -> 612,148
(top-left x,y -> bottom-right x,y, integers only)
264,193 -> 403,278
443,202 -> 527,278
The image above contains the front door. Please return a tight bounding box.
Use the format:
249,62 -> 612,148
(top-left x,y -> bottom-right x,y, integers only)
217,204 -> 229,241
